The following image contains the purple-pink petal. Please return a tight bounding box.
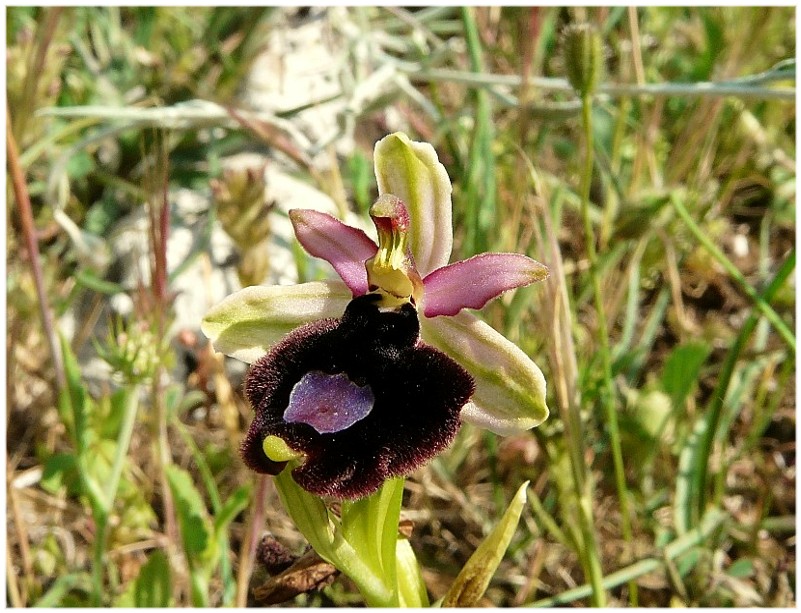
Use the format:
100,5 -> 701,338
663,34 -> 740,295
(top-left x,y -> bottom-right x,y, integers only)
421,253 -> 549,317
289,209 -> 378,296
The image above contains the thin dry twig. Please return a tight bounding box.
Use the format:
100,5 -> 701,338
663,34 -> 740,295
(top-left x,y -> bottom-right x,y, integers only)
6,106 -> 65,392
236,475 -> 271,607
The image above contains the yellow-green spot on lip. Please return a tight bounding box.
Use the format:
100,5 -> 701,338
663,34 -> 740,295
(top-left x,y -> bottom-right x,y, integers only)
263,435 -> 304,462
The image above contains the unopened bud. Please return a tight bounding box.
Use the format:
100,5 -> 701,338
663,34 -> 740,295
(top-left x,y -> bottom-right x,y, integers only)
562,23 -> 603,97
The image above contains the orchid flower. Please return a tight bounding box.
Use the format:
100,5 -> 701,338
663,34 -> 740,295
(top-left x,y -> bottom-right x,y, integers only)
202,132 -> 549,499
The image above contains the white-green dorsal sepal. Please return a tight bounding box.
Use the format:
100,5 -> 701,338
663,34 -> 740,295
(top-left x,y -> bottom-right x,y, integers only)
373,132 -> 453,276
420,312 -> 548,435
200,280 -> 352,363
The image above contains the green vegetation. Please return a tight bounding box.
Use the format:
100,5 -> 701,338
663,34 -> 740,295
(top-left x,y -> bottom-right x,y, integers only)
7,6 -> 795,607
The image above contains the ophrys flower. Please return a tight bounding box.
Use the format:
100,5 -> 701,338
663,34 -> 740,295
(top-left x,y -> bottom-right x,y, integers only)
202,133 -> 549,498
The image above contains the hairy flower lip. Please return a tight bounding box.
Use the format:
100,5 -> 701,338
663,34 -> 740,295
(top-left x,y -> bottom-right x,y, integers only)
241,294 -> 474,499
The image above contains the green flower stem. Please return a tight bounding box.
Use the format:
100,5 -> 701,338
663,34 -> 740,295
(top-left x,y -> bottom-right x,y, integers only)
578,94 -> 636,605
90,513 -> 109,606
330,538 -> 398,607
103,386 -> 141,512
670,195 -> 795,353
575,490 -> 606,607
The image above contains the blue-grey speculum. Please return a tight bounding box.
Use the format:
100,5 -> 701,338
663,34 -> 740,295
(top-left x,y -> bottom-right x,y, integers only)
284,371 -> 375,434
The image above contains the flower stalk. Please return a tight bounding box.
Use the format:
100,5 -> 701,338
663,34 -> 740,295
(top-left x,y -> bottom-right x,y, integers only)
570,23 -> 636,604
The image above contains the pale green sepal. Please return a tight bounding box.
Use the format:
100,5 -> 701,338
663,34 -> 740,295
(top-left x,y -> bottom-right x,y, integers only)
396,538 -> 429,607
374,132 -> 453,275
420,313 -> 549,435
200,280 -> 351,363
441,481 -> 529,607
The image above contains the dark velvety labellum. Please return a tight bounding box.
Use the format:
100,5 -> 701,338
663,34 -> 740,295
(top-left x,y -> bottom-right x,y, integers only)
241,294 -> 475,499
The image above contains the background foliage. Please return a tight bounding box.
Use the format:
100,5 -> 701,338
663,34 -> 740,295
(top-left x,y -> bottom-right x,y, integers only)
7,6 -> 795,607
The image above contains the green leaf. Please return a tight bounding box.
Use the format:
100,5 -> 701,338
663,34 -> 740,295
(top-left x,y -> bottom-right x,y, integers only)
697,8 -> 724,81
675,547 -> 702,578
74,269 -> 125,295
395,538 -> 429,607
58,333 -> 90,453
727,558 -> 754,579
627,389 -> 673,442
97,387 -> 130,440
66,149 -> 94,180
165,465 -> 216,567
56,334 -> 108,511
133,550 -> 172,607
674,413 -> 709,534
212,485 -> 251,537
40,452 -> 79,495
442,481 -> 529,607
340,477 -> 404,585
275,472 -> 402,606
162,383 -> 185,421
273,467 -> 335,560
32,573 -> 89,607
661,342 -> 712,411
201,281 -> 352,363
347,149 -> 374,214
